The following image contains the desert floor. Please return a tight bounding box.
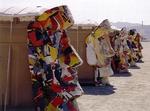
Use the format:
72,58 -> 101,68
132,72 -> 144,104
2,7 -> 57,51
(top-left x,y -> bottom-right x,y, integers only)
77,42 -> 150,111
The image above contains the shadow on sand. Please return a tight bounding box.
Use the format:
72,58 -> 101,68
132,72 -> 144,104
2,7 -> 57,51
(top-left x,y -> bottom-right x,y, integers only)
128,65 -> 141,69
112,71 -> 132,77
136,60 -> 144,63
2,107 -> 34,111
82,85 -> 116,95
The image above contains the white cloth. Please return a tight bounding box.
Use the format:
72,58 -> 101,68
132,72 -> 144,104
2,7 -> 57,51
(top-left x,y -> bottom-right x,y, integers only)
95,65 -> 114,77
86,43 -> 97,65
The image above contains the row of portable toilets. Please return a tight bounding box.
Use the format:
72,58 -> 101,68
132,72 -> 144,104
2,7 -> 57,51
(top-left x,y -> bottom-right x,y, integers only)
0,18 -> 143,108
85,19 -> 143,87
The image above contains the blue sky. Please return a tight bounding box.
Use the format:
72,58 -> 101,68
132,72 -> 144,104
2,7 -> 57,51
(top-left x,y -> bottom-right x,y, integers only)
0,0 -> 150,25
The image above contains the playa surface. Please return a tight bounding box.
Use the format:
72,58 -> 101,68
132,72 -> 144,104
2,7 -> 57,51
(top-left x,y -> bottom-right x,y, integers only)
77,42 -> 150,111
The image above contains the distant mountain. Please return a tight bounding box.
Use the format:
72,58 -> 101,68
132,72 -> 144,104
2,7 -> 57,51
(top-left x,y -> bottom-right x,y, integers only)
111,22 -> 141,28
111,22 -> 150,40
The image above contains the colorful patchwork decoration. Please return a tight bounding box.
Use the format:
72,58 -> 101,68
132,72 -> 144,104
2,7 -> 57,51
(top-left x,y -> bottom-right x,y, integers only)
36,5 -> 74,31
132,33 -> 143,62
27,5 -> 83,111
85,19 -> 114,85
85,19 -> 115,67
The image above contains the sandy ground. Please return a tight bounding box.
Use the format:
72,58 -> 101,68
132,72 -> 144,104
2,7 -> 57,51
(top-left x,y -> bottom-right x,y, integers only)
77,42 -> 150,111
4,42 -> 150,111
